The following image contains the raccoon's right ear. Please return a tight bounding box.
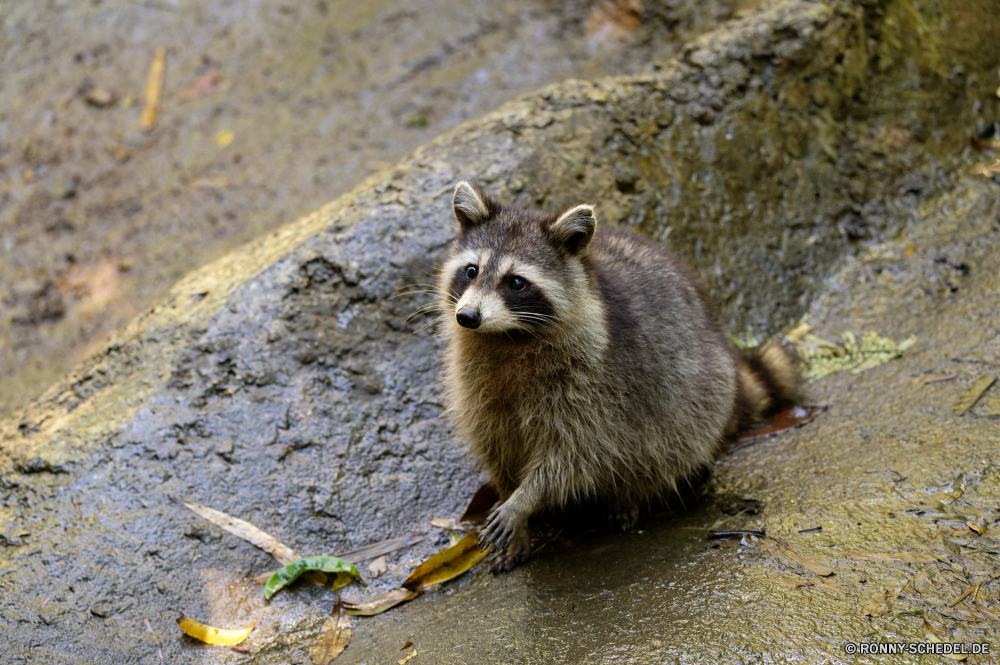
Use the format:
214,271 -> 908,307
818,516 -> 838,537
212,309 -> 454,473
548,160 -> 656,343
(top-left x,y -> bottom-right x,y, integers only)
452,181 -> 490,231
551,204 -> 597,256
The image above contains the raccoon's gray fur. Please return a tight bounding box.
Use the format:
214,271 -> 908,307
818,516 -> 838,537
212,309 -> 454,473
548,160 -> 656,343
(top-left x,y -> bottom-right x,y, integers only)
437,182 -> 798,572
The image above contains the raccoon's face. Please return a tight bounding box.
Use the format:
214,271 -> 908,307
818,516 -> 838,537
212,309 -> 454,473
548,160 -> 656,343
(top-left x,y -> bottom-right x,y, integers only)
439,181 -> 596,336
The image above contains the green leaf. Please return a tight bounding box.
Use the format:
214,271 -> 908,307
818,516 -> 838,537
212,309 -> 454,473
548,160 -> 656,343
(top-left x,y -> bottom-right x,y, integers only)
264,555 -> 361,601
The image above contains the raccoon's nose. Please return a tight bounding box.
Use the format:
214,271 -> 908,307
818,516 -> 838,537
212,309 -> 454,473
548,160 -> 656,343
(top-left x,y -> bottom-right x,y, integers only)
456,309 -> 481,329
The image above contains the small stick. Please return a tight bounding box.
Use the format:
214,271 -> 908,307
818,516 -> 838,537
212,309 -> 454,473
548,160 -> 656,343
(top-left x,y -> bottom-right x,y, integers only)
708,529 -> 765,539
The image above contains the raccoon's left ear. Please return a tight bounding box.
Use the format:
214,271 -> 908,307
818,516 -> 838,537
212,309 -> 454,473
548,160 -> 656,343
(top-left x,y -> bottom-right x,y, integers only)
551,204 -> 597,256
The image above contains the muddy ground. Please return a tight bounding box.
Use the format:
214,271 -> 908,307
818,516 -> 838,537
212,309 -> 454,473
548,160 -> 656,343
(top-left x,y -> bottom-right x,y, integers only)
1,0 -> 1000,663
0,0 -> 752,418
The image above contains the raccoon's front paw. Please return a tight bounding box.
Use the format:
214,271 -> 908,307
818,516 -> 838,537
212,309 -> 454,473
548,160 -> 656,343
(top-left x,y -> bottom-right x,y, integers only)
488,528 -> 531,574
479,502 -> 522,551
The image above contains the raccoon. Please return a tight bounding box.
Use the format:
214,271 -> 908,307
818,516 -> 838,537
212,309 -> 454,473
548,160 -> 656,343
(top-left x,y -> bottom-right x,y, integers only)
437,182 -> 798,573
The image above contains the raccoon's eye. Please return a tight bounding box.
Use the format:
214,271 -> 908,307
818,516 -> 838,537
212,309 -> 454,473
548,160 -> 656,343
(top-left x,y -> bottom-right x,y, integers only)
509,276 -> 527,292
464,265 -> 478,280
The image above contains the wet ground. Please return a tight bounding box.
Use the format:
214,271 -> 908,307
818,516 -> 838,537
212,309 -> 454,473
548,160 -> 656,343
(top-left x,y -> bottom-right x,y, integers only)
1,0 -> 1000,663
0,0 -> 750,418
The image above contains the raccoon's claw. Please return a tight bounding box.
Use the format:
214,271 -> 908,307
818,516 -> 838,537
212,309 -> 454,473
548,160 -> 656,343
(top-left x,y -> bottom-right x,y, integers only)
479,506 -> 515,551
480,504 -> 531,573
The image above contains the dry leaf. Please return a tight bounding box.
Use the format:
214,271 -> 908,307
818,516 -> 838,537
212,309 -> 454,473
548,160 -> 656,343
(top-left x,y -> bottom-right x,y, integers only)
140,47 -> 165,131
179,499 -> 298,565
460,484 -> 499,524
819,579 -> 850,594
397,647 -> 418,664
761,540 -> 835,576
368,556 -> 387,578
402,532 -> 489,590
337,535 -> 425,564
953,373 -> 997,415
861,587 -> 888,617
311,604 -> 352,665
343,588 -> 421,616
181,70 -> 221,101
967,517 -> 988,536
177,615 -> 253,646
923,621 -> 969,660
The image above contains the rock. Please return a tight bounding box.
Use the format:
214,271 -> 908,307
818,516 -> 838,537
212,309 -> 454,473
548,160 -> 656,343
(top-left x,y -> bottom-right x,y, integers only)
0,0 -> 997,662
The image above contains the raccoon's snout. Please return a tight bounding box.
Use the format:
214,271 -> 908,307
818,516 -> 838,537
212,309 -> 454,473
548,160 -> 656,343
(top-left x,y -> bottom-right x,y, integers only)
456,309 -> 481,329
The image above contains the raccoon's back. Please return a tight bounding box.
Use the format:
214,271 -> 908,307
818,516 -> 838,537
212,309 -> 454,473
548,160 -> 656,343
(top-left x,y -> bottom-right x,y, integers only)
586,227 -> 736,439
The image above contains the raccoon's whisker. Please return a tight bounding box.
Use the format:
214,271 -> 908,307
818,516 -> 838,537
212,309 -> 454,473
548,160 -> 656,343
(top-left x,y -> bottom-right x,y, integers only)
410,316 -> 445,336
405,303 -> 443,321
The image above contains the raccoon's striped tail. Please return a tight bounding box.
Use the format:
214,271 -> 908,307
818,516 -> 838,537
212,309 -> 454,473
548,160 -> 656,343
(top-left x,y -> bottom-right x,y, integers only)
728,343 -> 801,437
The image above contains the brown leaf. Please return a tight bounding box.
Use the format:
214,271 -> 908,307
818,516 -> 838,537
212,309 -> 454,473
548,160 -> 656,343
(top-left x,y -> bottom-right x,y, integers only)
337,534 -> 425,564
181,70 -> 221,101
460,484 -> 499,524
311,604 -> 352,665
738,406 -> 826,441
343,588 -> 421,616
397,647 -> 417,665
402,532 -> 489,590
967,516 -> 988,536
861,587 -> 888,617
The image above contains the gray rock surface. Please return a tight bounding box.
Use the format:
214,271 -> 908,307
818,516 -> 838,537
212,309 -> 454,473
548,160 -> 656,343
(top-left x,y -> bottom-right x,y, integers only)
1,0 -> 999,662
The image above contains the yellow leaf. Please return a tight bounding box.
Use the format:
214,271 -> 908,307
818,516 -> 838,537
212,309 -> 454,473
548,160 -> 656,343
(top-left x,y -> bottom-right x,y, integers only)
140,47 -> 165,131
402,532 -> 489,590
176,614 -> 253,646
397,647 -> 418,664
216,130 -> 235,148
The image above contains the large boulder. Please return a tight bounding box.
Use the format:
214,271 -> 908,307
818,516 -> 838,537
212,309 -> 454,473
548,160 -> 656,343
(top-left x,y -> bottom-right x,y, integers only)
2,0 -> 998,662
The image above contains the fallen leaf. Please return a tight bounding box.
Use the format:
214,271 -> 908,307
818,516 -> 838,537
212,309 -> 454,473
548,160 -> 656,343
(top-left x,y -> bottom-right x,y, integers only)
215,130 -> 234,148
368,556 -> 387,578
819,579 -> 850,594
179,499 -> 297,565
84,87 -> 115,108
338,534 -> 426,564
144,618 -> 164,662
761,540 -> 835,576
792,331 -> 916,380
738,405 -> 826,441
252,534 -> 424,584
402,532 -> 490,591
177,615 -> 253,646
899,372 -> 958,385
972,159 -> 1000,177
953,373 -> 997,415
181,70 -> 221,101
264,555 -> 361,601
401,641 -> 413,650
967,516 -> 988,536
343,588 -> 421,616
777,574 -> 816,589
397,647 -> 418,664
460,484 -> 499,524
140,47 -> 165,131
311,604 -> 352,665
430,517 -> 472,531
862,587 -> 888,617
923,621 -> 969,660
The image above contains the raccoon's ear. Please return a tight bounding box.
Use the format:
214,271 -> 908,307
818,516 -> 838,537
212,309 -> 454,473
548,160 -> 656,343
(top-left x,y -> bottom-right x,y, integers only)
551,204 -> 597,256
452,181 -> 490,231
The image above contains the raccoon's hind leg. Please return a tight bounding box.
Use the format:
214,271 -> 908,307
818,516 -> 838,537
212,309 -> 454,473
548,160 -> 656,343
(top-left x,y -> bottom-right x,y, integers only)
606,496 -> 640,532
